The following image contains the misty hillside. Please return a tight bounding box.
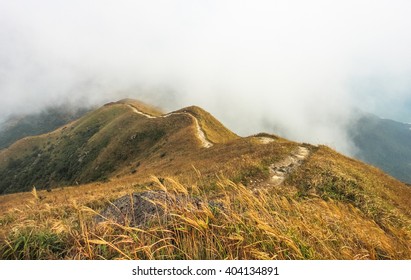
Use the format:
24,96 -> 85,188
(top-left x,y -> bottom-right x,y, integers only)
1,99 -> 411,260
350,113 -> 411,184
0,105 -> 91,150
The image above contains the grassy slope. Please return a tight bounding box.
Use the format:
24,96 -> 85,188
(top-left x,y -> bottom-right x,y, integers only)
1,152 -> 410,259
286,146 -> 411,258
0,100 -> 410,259
0,144 -> 410,260
0,101 -> 189,193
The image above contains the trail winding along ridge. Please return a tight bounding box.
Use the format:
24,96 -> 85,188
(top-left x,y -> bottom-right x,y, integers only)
127,104 -> 213,148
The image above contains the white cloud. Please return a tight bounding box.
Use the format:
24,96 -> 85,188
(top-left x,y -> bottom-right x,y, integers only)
1,0 -> 411,154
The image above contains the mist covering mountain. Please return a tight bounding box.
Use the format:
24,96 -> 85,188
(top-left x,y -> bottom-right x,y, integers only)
349,113 -> 411,184
0,105 -> 91,150
1,1 -> 411,159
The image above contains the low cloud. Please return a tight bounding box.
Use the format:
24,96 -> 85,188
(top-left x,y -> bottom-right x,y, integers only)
1,1 -> 411,155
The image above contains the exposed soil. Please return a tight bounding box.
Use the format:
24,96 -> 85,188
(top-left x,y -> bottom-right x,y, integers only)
256,137 -> 275,144
269,146 -> 310,186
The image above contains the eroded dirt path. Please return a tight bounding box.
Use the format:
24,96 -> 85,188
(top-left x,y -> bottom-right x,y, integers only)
255,137 -> 275,144
127,104 -> 156,119
127,104 -> 213,148
187,115 -> 213,148
269,146 -> 310,186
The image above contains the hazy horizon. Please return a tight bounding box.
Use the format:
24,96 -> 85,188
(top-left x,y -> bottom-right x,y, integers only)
1,1 -> 411,155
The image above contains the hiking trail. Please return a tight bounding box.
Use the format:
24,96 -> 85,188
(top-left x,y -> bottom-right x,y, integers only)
269,146 -> 310,186
127,104 -> 213,148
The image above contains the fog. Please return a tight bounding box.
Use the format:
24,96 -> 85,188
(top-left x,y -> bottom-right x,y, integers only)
1,0 -> 411,155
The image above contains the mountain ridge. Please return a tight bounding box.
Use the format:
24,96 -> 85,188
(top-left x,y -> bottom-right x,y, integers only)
0,99 -> 241,194
0,98 -> 411,260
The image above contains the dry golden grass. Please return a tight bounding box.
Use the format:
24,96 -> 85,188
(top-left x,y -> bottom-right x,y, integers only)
1,170 -> 410,259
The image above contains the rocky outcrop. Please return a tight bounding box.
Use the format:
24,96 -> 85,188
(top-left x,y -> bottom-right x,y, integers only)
95,191 -> 222,227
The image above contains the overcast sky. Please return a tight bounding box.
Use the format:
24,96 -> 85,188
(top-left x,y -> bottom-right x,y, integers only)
1,0 -> 411,154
